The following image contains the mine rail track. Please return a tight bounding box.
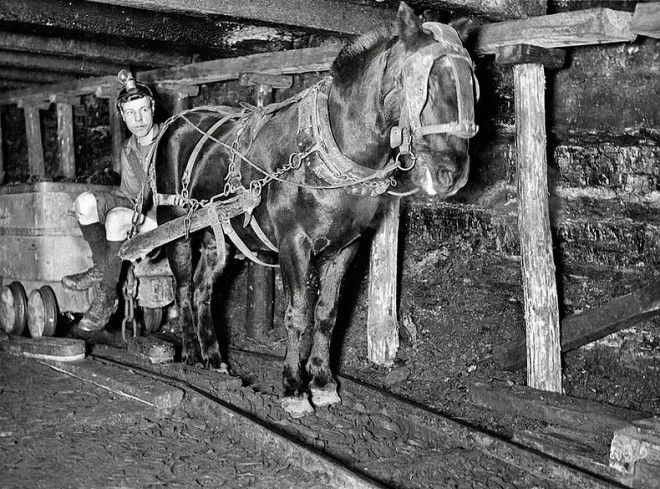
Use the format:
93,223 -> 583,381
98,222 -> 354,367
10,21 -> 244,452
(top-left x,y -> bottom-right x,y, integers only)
85,344 -> 626,489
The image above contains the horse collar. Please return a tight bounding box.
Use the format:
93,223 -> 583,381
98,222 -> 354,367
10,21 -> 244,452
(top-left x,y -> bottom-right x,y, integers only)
297,78 -> 395,197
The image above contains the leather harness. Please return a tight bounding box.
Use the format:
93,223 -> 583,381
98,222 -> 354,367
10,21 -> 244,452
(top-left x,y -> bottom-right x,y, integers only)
141,22 -> 478,267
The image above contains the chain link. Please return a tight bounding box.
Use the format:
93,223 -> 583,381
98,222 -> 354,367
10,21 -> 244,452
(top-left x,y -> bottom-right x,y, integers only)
121,265 -> 138,342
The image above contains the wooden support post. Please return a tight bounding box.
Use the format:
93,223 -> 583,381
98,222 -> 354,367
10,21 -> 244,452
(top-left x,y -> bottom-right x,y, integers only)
496,45 -> 565,393
19,100 -> 48,178
157,84 -> 199,115
239,73 -> 291,339
108,101 -> 124,174
0,106 -> 4,184
56,102 -> 75,179
367,197 -> 401,366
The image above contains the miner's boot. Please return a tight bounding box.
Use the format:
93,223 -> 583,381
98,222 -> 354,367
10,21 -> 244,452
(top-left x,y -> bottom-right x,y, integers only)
62,223 -> 107,290
76,240 -> 123,332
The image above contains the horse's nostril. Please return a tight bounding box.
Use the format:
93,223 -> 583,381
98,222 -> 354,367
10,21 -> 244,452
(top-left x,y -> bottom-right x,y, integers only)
437,169 -> 454,190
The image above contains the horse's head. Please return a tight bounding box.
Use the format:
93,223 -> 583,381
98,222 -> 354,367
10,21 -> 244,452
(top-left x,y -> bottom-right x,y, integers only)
329,3 -> 478,198
388,4 -> 478,197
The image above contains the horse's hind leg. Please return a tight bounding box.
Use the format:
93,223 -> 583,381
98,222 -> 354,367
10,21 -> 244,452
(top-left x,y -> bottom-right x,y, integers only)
279,236 -> 315,418
192,230 -> 228,372
307,244 -> 358,407
166,237 -> 201,365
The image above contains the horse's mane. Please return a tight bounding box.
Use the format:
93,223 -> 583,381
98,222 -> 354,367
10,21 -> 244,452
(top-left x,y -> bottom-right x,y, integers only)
331,25 -> 395,87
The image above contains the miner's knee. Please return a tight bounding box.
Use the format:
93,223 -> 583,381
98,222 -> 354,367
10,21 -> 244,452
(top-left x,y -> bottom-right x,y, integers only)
74,192 -> 99,224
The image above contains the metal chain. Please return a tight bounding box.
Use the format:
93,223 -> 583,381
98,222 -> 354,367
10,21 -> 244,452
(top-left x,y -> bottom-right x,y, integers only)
121,264 -> 138,342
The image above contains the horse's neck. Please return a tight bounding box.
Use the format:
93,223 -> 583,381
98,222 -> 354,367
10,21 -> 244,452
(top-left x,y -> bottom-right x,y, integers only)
327,55 -> 394,168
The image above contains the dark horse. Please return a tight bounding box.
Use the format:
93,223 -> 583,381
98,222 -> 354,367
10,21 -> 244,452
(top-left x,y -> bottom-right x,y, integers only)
153,3 -> 477,417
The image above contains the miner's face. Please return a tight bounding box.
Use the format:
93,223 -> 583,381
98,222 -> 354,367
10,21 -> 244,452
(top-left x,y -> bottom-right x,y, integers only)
120,97 -> 155,138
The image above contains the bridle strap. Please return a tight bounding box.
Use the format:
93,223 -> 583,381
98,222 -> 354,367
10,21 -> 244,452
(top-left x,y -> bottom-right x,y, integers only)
414,121 -> 478,139
391,22 -> 479,154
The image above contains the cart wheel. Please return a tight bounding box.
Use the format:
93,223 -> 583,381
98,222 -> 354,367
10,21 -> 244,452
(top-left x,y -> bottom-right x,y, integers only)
142,307 -> 164,334
28,286 -> 59,338
0,281 -> 28,335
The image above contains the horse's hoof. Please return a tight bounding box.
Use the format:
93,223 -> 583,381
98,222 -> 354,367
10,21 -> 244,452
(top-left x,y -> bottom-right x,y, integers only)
310,385 -> 341,407
281,394 -> 314,418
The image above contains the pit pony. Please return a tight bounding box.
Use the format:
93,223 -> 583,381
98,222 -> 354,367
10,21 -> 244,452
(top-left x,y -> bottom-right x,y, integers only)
152,2 -> 478,416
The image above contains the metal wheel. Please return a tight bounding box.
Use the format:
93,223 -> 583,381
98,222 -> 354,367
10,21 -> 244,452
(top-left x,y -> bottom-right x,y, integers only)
0,281 -> 28,335
27,286 -> 59,338
141,307 -> 164,335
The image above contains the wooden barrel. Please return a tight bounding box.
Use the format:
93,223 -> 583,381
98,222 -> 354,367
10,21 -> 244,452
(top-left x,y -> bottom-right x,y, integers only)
0,281 -> 28,335
27,286 -> 59,338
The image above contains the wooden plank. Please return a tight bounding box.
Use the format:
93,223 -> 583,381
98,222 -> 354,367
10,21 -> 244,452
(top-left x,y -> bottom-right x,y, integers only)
367,197 -> 400,366
46,358 -> 184,409
239,72 -> 293,89
513,429 -> 630,485
470,384 -> 649,436
476,8 -> 636,54
0,336 -> 86,362
0,31 -> 194,67
119,192 -> 261,261
56,103 -> 75,179
142,44 -> 340,87
23,104 -> 46,177
0,50 -> 127,76
0,45 -> 342,105
631,2 -> 660,39
514,62 -> 561,392
493,278 -> 660,371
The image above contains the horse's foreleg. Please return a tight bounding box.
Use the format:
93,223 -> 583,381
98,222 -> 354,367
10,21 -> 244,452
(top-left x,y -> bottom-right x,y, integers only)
307,243 -> 358,407
278,236 -> 315,418
192,230 -> 228,372
166,237 -> 200,365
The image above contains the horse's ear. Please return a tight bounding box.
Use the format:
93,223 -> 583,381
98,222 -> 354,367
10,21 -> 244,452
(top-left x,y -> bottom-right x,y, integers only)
449,17 -> 478,45
396,2 -> 423,45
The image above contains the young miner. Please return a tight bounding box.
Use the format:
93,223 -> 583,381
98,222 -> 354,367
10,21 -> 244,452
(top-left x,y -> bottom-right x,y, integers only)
62,71 -> 159,332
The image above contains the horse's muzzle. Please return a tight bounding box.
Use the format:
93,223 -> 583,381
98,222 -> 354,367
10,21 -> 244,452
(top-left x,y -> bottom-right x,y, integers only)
413,155 -> 469,197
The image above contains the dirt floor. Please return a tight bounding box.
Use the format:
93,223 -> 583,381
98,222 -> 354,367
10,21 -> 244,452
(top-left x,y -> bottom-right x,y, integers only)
228,232 -> 659,437
1,230 -> 658,488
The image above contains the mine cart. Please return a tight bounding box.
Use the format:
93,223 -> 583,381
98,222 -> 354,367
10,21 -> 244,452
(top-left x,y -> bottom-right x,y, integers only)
0,182 -> 174,337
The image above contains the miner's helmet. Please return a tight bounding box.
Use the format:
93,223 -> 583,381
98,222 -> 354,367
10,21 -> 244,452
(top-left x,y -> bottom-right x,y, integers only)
116,69 -> 154,112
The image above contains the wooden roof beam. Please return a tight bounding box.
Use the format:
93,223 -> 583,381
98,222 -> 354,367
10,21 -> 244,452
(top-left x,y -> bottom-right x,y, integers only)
0,7 -> 643,104
0,0 -> 306,54
0,32 -> 194,67
0,68 -> 78,84
0,50 -> 131,76
0,44 -> 342,104
475,8 -> 636,54
83,0 -> 545,32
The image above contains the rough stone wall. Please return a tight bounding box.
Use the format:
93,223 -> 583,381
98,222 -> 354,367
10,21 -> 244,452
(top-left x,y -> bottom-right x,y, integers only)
403,25 -> 660,377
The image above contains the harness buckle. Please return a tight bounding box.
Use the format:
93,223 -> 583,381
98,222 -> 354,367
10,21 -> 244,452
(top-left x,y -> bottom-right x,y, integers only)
390,126 -> 412,155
